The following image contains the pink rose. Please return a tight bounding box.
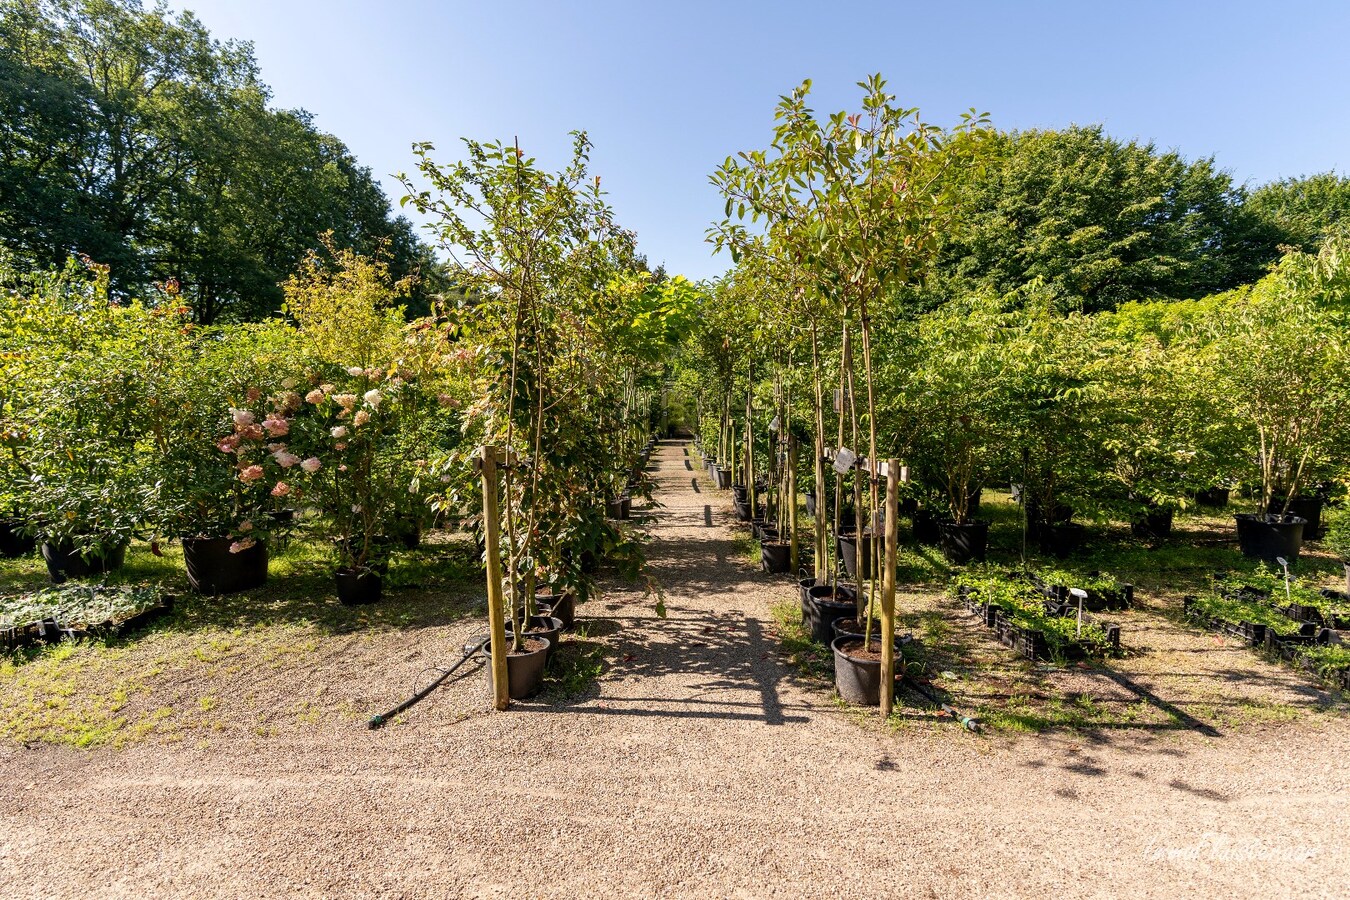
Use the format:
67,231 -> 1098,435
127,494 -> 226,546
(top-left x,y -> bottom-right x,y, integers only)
263,416 -> 290,437
239,464 -> 264,483
300,457 -> 321,474
270,482 -> 291,497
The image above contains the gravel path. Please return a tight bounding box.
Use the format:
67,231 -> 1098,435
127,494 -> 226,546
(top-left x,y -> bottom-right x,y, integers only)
1,440 -> 1346,899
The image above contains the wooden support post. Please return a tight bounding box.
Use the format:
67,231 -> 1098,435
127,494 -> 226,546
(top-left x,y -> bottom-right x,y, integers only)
788,437 -> 799,574
478,445 -> 510,711
880,457 -> 900,718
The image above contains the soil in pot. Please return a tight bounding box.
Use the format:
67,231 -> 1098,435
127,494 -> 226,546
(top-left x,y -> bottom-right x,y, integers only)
503,615 -> 564,664
42,540 -> 128,583
183,537 -> 269,595
761,541 -> 791,574
335,567 -> 383,605
0,520 -> 35,559
939,520 -> 988,565
832,636 -> 885,706
1235,514 -> 1306,563
482,636 -> 550,700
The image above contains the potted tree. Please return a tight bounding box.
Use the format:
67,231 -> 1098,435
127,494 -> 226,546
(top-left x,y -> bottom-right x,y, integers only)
0,258 -> 150,581
1198,239 -> 1350,564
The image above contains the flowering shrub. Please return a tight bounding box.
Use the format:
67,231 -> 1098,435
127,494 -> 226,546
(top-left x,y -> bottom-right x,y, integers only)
287,366 -> 417,571
144,319 -> 306,545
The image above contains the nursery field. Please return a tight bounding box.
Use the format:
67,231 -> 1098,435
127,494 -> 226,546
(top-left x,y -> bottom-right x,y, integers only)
1,442 -> 1346,898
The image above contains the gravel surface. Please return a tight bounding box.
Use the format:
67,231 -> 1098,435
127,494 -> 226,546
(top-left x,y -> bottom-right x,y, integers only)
1,440 -> 1346,899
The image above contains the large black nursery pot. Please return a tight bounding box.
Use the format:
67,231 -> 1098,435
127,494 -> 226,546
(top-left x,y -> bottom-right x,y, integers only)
798,576 -> 817,623
42,539 -> 128,583
1131,507 -> 1174,539
831,635 -> 883,706
1276,496 -> 1324,540
606,495 -> 631,520
537,591 -> 576,629
183,537 -> 269,595
911,508 -> 940,545
1195,486 -> 1230,508
809,584 -> 858,644
483,636 -> 549,700
1235,514 -> 1306,564
1039,522 -> 1085,559
502,615 -> 564,664
836,530 -> 875,579
761,540 -> 792,574
335,567 -> 383,605
939,520 -> 988,565
0,519 -> 35,559
715,467 -> 732,490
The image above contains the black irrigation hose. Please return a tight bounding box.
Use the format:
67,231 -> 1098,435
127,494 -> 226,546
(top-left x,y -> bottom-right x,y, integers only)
901,673 -> 980,733
367,636 -> 490,730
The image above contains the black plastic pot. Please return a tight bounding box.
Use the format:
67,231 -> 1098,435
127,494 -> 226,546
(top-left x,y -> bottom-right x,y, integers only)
0,519 -> 35,558
482,636 -> 549,699
537,591 -> 576,629
836,531 -> 875,579
1274,496 -> 1324,540
911,508 -> 940,545
939,520 -> 988,565
183,537 -> 269,595
809,585 -> 859,644
761,541 -> 791,574
335,567 -> 383,605
798,576 -> 817,623
1038,523 -> 1085,558
1131,508 -> 1174,539
715,468 -> 731,490
503,615 -> 564,664
1235,514 -> 1306,563
606,496 -> 631,520
831,636 -> 883,706
1195,486 -> 1230,508
41,540 -> 127,583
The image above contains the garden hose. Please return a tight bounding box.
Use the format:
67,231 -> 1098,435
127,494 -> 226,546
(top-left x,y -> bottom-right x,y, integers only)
902,673 -> 981,733
367,636 -> 490,729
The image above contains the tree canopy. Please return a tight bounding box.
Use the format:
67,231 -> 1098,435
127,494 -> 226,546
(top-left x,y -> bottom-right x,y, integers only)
0,0 -> 444,322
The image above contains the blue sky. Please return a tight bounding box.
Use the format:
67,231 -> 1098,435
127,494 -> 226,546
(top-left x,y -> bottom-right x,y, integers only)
174,0 -> 1350,281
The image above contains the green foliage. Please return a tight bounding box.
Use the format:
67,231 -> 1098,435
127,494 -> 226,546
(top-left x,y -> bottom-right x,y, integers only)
1248,172 -> 1350,254
951,565 -> 1116,657
937,125 -> 1281,312
0,0 -> 441,322
0,583 -> 168,629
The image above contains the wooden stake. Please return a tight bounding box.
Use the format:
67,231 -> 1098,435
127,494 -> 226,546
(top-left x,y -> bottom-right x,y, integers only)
788,436 -> 799,574
478,445 -> 510,711
880,457 -> 899,718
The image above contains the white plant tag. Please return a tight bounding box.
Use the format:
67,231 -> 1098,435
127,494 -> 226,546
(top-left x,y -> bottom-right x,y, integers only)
833,448 -> 857,474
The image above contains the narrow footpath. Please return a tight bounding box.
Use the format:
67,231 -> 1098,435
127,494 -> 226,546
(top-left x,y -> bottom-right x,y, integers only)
0,440 -> 1345,898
